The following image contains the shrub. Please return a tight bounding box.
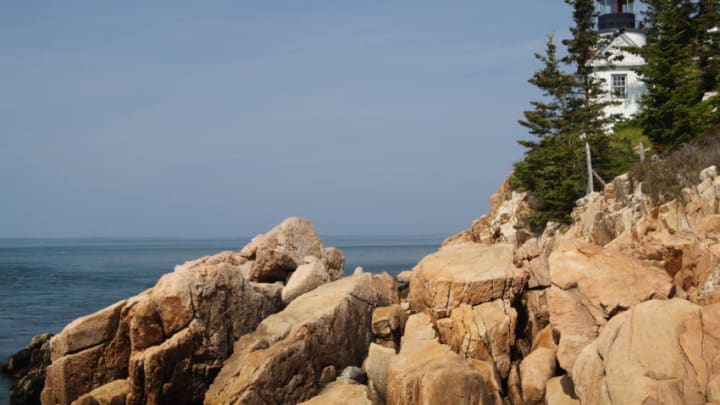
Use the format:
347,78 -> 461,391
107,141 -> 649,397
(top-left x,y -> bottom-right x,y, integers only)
630,125 -> 720,204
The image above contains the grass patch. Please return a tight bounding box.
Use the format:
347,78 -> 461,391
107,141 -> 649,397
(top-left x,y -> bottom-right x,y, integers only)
629,125 -> 720,204
612,123 -> 654,157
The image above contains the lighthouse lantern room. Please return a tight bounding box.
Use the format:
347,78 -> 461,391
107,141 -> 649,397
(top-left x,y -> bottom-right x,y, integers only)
597,0 -> 637,31
591,0 -> 646,119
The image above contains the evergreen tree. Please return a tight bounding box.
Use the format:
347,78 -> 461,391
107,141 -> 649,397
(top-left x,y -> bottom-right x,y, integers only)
513,2 -> 636,230
637,0 -> 706,149
694,0 -> 720,93
694,0 -> 720,132
512,36 -> 585,228
563,0 -> 630,184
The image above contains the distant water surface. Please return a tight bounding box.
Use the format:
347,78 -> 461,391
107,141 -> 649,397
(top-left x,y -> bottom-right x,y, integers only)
0,236 -> 441,401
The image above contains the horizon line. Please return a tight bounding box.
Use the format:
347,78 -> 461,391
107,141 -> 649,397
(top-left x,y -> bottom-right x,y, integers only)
0,233 -> 450,241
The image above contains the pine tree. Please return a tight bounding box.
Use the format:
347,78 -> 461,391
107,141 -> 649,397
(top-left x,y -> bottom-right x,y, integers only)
512,36 -> 584,228
513,1 -> 636,230
694,0 -> 720,132
695,0 -> 720,94
563,0 -> 631,185
562,0 -> 616,137
637,0 -> 706,149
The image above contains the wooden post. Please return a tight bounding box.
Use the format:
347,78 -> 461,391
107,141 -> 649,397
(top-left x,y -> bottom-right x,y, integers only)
639,141 -> 645,162
586,142 -> 594,194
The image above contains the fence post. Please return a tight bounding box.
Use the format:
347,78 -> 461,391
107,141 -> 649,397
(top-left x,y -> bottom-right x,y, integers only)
639,141 -> 645,162
586,142 -> 593,195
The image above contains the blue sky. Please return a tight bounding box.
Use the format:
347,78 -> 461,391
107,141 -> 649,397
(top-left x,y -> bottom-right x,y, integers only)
1,1 -> 592,237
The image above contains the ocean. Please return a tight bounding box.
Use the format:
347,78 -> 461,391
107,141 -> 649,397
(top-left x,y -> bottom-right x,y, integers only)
0,236 -> 441,403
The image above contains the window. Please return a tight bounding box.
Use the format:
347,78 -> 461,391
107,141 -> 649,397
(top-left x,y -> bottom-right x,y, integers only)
612,74 -> 627,98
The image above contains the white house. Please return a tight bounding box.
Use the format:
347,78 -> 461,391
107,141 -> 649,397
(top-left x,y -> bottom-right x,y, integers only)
590,0 -> 647,119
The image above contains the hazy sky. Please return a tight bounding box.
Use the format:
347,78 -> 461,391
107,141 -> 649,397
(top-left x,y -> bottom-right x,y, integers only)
2,1 -> 587,238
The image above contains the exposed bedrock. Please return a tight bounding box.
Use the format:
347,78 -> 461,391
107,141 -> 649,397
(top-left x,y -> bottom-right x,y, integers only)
386,313 -> 501,405
573,299 -> 720,405
2,333 -> 53,405
408,243 -> 528,319
204,271 -> 397,404
40,217 -> 345,405
547,240 -> 674,373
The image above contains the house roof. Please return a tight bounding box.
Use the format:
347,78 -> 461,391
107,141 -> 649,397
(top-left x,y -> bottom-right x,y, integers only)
590,31 -> 646,68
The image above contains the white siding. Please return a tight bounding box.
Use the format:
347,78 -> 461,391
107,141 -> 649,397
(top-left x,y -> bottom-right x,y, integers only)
590,31 -> 647,119
592,68 -> 645,118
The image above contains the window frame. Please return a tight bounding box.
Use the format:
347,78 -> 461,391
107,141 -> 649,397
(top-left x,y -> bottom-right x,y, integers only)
611,73 -> 627,99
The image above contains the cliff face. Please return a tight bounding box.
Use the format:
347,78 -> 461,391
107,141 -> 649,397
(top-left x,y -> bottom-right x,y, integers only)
27,165 -> 720,405
410,165 -> 720,405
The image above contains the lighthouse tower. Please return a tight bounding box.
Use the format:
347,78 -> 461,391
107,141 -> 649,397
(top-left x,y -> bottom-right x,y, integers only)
590,0 -> 647,119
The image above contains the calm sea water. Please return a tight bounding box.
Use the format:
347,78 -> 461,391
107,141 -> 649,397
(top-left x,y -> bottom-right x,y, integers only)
0,236 -> 441,402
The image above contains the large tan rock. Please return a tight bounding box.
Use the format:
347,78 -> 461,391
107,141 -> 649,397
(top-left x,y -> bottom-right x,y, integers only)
386,313 -> 497,405
43,254 -> 281,405
281,256 -> 333,304
409,243 -> 528,318
71,379 -> 128,405
519,327 -> 557,405
42,304 -> 132,405
323,247 -> 345,280
606,211 -> 720,305
204,273 -> 397,405
362,343 -> 396,401
42,218 -> 348,405
439,299 -> 516,379
548,241 -> 674,372
520,348 -> 557,404
514,222 -> 561,289
507,362 -> 524,405
50,301 -> 127,357
240,217 -> 325,282
519,289 -> 550,345
545,376 -> 579,405
573,299 -> 720,405
371,304 -> 407,346
298,380 -> 372,405
546,287 -> 600,375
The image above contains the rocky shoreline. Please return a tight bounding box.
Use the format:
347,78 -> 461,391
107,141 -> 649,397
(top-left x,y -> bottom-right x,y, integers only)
6,166 -> 720,404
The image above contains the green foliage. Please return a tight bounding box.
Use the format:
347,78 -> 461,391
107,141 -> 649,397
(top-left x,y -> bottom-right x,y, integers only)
562,0 -> 618,141
612,122 -> 648,145
513,132 -> 586,229
695,0 -> 720,93
512,2 -> 636,231
512,36 -> 583,228
630,125 -> 720,204
637,0 -> 720,150
612,122 -> 655,158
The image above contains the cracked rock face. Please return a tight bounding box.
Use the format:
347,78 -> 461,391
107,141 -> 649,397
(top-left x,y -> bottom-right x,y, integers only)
409,243 -> 528,319
40,217 -> 344,405
386,313 -> 498,405
298,379 -> 373,405
573,299 -> 720,405
519,326 -> 557,405
547,241 -> 674,373
240,217 -> 326,282
204,272 -> 398,405
41,253 -> 282,405
438,299 -> 517,380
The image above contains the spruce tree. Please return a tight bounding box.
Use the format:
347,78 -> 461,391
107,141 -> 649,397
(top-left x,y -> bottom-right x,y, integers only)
695,0 -> 720,94
512,36 -> 584,228
563,0 -> 631,185
513,1 -> 636,230
694,0 -> 720,132
637,0 -> 706,149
